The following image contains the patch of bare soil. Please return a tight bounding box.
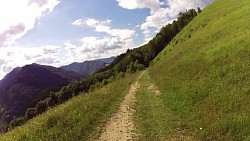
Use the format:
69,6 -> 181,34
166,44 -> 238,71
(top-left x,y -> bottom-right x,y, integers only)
148,84 -> 161,96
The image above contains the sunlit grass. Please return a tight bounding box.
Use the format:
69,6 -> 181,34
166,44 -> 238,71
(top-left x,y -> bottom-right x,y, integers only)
149,0 -> 250,140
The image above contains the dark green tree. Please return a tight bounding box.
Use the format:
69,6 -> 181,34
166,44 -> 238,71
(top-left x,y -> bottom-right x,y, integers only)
9,116 -> 25,129
47,92 -> 58,107
25,108 -> 37,119
198,7 -> 201,13
35,100 -> 47,114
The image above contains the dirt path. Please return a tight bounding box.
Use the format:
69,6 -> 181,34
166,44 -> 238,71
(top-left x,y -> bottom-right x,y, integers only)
98,72 -> 144,141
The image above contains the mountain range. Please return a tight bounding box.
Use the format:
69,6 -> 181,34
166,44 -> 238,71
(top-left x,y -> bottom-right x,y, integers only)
0,57 -> 115,121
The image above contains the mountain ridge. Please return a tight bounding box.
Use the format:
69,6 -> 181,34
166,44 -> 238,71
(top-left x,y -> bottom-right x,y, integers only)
59,57 -> 115,76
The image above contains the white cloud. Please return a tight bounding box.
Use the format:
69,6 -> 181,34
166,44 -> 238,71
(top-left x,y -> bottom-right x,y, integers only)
0,0 -> 60,48
29,0 -> 49,7
116,0 -> 163,13
117,0 -> 215,41
63,36 -> 132,64
72,18 -> 135,40
68,18 -> 136,64
0,45 -> 63,79
72,19 -> 83,26
43,45 -> 61,55
35,56 -> 60,64
0,24 -> 26,47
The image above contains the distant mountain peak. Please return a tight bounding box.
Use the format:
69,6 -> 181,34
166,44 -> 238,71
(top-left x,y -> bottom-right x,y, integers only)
60,57 -> 116,76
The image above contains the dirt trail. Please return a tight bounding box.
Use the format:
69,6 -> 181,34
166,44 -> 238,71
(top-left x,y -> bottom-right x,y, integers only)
98,72 -> 144,141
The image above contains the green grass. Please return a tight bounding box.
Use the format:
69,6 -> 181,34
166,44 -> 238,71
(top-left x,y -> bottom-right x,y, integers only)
149,0 -> 250,140
135,71 -> 191,141
0,73 -> 140,141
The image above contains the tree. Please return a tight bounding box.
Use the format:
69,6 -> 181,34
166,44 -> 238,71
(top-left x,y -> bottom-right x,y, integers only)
197,7 -> 201,13
36,100 -> 47,114
48,92 -> 58,107
171,20 -> 179,34
9,116 -> 25,129
25,108 -> 37,119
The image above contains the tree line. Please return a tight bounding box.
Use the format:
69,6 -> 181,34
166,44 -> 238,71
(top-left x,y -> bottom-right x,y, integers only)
9,8 -> 200,129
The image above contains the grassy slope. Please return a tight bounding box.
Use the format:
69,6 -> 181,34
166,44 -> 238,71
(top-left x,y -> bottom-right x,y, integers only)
149,0 -> 250,140
0,73 -> 140,141
135,71 -> 188,140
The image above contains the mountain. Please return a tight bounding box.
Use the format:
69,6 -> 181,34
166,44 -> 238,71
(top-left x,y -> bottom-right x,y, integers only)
0,63 -> 84,119
0,67 -> 22,94
94,57 -> 116,63
60,57 -> 115,76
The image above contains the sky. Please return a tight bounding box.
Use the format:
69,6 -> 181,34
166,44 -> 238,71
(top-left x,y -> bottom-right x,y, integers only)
0,0 -> 215,79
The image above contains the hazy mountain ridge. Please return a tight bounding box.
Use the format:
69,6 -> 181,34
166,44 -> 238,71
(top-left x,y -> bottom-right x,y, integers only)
60,61 -> 107,76
60,57 -> 116,76
94,57 -> 116,63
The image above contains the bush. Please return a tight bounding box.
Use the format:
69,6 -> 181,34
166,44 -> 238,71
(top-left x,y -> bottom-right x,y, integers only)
36,100 -> 47,114
9,116 -> 26,129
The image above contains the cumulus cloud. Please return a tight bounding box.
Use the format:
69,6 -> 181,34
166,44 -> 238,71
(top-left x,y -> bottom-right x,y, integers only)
116,0 -> 163,13
117,0 -> 215,40
0,24 -> 26,47
0,45 -> 62,79
28,0 -> 48,7
80,37 -> 126,53
72,18 -> 135,40
63,36 -> 132,64
69,18 -> 136,64
43,45 -> 61,55
35,56 -> 60,64
0,0 -> 60,48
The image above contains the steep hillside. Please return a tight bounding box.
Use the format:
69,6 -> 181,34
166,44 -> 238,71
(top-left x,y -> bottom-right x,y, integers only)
0,67 -> 21,94
148,0 -> 250,140
60,61 -> 108,76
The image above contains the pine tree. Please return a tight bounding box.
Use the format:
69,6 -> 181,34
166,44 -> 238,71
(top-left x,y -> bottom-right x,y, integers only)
198,7 -> 201,13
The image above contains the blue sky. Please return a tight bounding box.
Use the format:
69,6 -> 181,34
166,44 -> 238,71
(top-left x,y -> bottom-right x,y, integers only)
0,0 -> 215,79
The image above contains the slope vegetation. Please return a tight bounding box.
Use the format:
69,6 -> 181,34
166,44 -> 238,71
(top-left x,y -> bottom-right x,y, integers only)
148,0 -> 250,140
